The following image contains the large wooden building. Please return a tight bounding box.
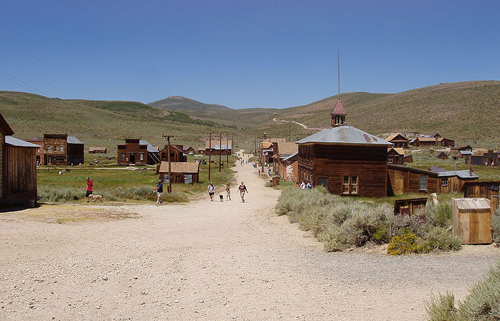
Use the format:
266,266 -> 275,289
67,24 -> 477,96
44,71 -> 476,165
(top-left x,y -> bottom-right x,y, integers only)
117,139 -> 160,165
27,134 -> 84,166
297,99 -> 392,198
1,114 -> 38,207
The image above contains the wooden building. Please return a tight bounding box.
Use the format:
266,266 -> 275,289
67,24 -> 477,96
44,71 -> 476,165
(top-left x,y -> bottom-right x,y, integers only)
205,136 -> 232,156
27,134 -> 84,166
437,151 -> 449,159
388,164 -> 479,195
183,146 -> 195,155
157,161 -> 200,184
297,99 -> 392,198
387,147 -> 405,164
410,136 -> 437,147
451,145 -> 473,159
89,147 -> 108,154
273,141 -> 298,181
117,139 -> 160,165
469,149 -> 498,166
437,137 -> 455,147
462,181 -> 500,201
385,134 -> 409,148
1,114 -> 38,208
159,144 -> 187,163
452,198 -> 492,244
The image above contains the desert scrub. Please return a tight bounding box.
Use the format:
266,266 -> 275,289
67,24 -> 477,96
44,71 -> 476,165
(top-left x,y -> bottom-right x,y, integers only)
426,260 -> 500,321
387,232 -> 421,255
277,187 -> 463,253
492,206 -> 500,246
38,186 -> 83,202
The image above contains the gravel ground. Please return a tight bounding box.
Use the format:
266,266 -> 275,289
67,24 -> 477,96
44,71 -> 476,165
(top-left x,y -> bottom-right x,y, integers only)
1,157 -> 499,321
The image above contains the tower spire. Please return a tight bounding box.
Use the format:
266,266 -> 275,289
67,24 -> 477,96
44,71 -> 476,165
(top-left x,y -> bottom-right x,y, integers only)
331,51 -> 346,127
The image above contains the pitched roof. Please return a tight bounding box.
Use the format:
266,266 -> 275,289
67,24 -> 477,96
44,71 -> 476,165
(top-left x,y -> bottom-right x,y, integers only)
68,136 -> 84,144
5,136 -> 40,148
158,161 -> 200,174
139,140 -> 159,153
416,137 -> 436,142
437,170 -> 479,179
297,125 -> 392,146
276,142 -> 298,156
89,147 -> 107,152
331,99 -> 346,116
0,113 -> 14,136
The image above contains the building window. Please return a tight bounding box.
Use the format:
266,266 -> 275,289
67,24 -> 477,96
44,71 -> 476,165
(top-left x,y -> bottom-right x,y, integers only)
139,153 -> 144,161
47,146 -> 51,152
318,177 -> 328,188
121,153 -> 126,161
60,146 -> 64,153
54,146 -> 57,152
441,178 -> 448,187
342,176 -> 359,195
419,175 -> 428,191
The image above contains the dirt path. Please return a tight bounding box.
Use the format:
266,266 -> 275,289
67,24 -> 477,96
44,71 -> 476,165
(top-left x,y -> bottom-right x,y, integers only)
1,161 -> 499,320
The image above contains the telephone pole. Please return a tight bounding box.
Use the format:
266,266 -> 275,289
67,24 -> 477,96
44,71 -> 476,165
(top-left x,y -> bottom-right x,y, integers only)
219,133 -> 222,172
162,134 -> 174,193
208,133 -> 212,181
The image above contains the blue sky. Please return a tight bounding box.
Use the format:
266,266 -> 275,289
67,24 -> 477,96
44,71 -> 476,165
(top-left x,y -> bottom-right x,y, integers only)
1,0 -> 499,109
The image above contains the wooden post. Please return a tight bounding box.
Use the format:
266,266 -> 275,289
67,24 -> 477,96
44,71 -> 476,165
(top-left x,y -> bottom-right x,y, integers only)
226,135 -> 229,164
162,134 -> 174,193
208,133 -> 212,181
219,133 -> 222,172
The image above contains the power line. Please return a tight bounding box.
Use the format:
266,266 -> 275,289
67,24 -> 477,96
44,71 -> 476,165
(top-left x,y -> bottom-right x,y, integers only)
0,68 -> 51,96
0,53 -> 74,98
0,32 -> 100,99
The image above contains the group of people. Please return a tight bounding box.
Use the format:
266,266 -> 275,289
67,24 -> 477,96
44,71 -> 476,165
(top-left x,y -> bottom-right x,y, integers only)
208,182 -> 248,202
299,181 -> 312,189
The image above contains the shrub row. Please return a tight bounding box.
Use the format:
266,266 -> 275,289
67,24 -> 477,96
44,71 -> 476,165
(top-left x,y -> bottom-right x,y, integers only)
276,187 -> 462,253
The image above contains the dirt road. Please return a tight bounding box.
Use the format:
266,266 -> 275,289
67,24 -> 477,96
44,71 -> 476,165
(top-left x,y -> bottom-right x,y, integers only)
1,160 -> 499,320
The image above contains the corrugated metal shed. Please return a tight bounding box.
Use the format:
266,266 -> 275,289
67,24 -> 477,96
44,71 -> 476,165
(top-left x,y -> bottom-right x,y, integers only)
296,126 -> 392,146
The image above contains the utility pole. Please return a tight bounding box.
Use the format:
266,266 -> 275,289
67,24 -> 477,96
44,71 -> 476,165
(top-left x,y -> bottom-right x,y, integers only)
208,133 -> 212,181
226,135 -> 229,164
162,134 -> 174,193
219,133 -> 222,172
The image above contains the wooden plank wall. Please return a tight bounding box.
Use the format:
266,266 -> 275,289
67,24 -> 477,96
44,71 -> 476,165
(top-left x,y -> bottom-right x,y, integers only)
3,145 -> 37,206
0,133 -> 3,198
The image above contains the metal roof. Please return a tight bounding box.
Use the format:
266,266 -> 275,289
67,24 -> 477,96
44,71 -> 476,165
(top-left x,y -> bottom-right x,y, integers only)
437,170 -> 479,179
67,136 -> 84,144
296,125 -> 392,146
5,136 -> 40,148
139,140 -> 159,153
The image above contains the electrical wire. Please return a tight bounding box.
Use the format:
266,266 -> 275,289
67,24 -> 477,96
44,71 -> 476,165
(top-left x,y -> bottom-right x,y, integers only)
0,68 -> 51,96
0,32 -> 100,99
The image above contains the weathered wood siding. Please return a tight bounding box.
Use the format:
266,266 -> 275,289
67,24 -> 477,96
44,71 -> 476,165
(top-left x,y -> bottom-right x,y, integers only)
299,144 -> 388,198
388,166 -> 439,195
0,132 -> 4,198
3,145 -> 37,207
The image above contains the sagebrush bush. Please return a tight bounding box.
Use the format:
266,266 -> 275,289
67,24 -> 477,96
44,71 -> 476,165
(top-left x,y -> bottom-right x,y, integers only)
492,208 -> 500,246
38,186 -> 83,202
426,260 -> 500,321
277,187 -> 463,254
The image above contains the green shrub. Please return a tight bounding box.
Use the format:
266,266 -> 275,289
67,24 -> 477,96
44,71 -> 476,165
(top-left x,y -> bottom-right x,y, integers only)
492,208 -> 500,246
427,203 -> 453,228
426,260 -> 500,321
425,293 -> 458,321
418,226 -> 462,253
38,186 -> 83,202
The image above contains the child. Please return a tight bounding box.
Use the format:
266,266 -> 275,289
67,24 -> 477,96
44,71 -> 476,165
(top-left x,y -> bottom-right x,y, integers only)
225,183 -> 231,201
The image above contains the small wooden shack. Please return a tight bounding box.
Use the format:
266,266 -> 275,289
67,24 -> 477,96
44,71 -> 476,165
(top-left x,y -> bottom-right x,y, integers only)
452,198 -> 492,244
1,114 -> 38,208
157,161 -> 200,184
394,198 -> 427,218
159,144 -> 187,163
89,147 -> 108,154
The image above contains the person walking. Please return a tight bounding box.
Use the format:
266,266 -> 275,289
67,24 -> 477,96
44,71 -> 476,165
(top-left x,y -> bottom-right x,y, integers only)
238,182 -> 248,202
153,180 -> 163,204
85,177 -> 93,202
225,183 -> 231,201
207,182 -> 215,201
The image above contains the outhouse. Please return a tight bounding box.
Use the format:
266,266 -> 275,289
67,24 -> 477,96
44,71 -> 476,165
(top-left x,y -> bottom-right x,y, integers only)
452,198 -> 492,244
